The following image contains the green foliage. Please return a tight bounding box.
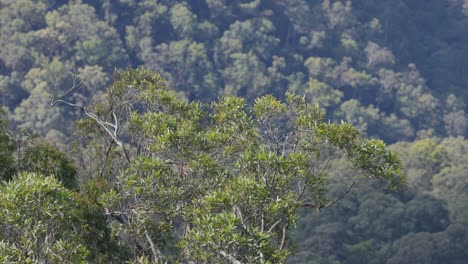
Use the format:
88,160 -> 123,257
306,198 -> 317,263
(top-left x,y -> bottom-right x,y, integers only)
0,111 -> 80,190
0,108 -> 16,181
0,241 -> 34,264
292,137 -> 468,263
19,140 -> 78,190
39,1 -> 126,69
1,0 -> 467,145
1,0 -> 468,262
0,173 -> 108,262
92,69 -> 403,262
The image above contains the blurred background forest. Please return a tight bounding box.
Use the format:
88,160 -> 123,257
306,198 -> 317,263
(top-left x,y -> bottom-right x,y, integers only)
1,0 -> 468,262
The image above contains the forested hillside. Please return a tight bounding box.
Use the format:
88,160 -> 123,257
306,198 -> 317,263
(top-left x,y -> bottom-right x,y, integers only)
1,0 -> 467,263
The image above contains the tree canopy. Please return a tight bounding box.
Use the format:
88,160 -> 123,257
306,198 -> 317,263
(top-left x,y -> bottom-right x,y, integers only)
0,69 -> 404,262
1,0 -> 468,263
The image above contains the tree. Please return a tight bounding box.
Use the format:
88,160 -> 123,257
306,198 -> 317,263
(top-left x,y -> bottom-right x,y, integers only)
443,94 -> 466,137
141,39 -> 216,100
35,0 -> 127,70
385,232 -> 455,264
60,69 -> 404,262
18,137 -> 79,190
1,105 -> 82,189
0,173 -> 111,262
0,108 -> 16,181
364,41 -> 395,70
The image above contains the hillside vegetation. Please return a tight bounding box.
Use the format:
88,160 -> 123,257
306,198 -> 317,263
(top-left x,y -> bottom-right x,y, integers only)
1,0 -> 467,262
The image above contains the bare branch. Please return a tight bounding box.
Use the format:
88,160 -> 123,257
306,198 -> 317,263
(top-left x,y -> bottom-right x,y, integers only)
145,230 -> 161,262
50,71 -> 83,107
324,178 -> 357,208
279,223 -> 289,250
297,178 -> 308,201
50,73 -> 132,163
99,139 -> 115,179
267,219 -> 282,233
301,175 -> 358,209
300,203 -> 319,209
83,107 -> 123,147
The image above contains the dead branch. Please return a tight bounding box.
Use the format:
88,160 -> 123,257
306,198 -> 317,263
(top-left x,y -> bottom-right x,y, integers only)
279,223 -> 289,250
50,71 -> 131,163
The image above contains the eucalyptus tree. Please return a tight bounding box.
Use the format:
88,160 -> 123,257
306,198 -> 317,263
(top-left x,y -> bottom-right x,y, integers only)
0,173 -> 112,263
62,69 -> 404,263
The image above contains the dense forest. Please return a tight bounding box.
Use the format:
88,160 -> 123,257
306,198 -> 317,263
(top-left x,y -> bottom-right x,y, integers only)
1,0 -> 468,263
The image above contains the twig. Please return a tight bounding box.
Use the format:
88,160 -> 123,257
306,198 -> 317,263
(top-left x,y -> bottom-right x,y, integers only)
267,219 -> 282,233
50,75 -> 131,163
145,230 -> 161,262
324,179 -> 357,208
279,223 -> 289,250
301,177 -> 357,209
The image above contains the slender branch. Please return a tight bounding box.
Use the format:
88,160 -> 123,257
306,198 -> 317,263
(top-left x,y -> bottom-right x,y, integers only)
301,178 -> 358,209
50,72 -> 133,163
52,97 -> 117,142
112,110 -> 118,129
145,230 -> 161,262
82,107 -> 123,147
122,144 -> 132,163
99,139 -> 115,179
261,215 -> 265,233
297,178 -> 309,201
279,223 -> 289,250
267,219 -> 282,233
50,71 -> 82,105
325,179 -> 357,208
51,98 -> 82,108
300,203 -> 319,209
233,205 -> 245,227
